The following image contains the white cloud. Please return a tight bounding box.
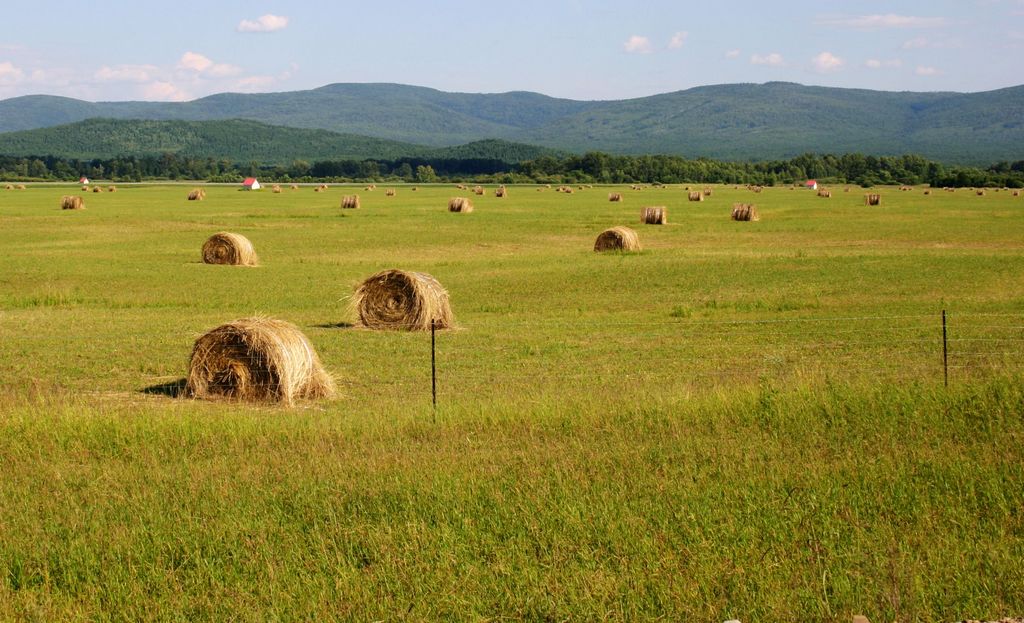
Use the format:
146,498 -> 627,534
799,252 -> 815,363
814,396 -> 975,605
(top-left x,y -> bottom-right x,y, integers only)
865,58 -> 902,69
142,81 -> 190,101
668,31 -> 688,49
812,51 -> 844,72
237,14 -> 289,33
818,14 -> 948,29
751,52 -> 784,66
902,36 -> 930,49
915,65 -> 939,76
94,64 -> 158,83
623,35 -> 653,54
725,49 -> 741,59
0,61 -> 24,84
177,52 -> 241,77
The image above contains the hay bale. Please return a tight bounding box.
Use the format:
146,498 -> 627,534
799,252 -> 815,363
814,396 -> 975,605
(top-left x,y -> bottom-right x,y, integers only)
15,184 -> 25,190
3,184 -> 13,190
412,187 -> 418,192
495,186 -> 507,198
81,186 -> 88,191
365,184 -> 376,191
448,197 -> 474,213
817,190 -> 832,198
608,193 -> 623,202
92,186 -> 103,193
108,186 -> 117,192
474,186 -> 486,196
341,195 -> 361,209
291,184 -> 299,190
703,187 -> 713,196
924,189 -> 931,195
385,189 -> 396,197
187,188 -> 206,201
641,206 -> 667,224
185,317 -> 335,405
202,232 -> 258,266
60,195 -> 85,210
731,203 -> 759,221
976,189 -> 986,196
864,194 -> 881,206
688,191 -> 703,202
594,226 -> 641,252
353,269 -> 453,331
1013,190 -> 1021,197
272,185 -> 282,193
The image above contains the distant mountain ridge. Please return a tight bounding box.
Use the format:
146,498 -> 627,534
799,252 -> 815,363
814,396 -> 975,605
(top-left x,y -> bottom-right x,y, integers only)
0,118 -> 562,164
1,82 -> 1022,164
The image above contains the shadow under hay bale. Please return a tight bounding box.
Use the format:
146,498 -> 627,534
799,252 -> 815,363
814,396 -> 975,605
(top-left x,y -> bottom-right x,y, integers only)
61,195 -> 85,210
448,197 -> 474,213
185,317 -> 335,405
353,269 -> 453,331
341,195 -> 361,209
202,232 -> 258,266
141,378 -> 188,398
731,203 -> 759,221
594,226 -> 641,252
864,194 -> 881,206
641,206 -> 667,224
187,188 -> 206,201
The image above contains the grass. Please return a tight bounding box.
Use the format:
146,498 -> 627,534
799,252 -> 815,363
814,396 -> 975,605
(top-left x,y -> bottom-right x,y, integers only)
0,182 -> 1022,621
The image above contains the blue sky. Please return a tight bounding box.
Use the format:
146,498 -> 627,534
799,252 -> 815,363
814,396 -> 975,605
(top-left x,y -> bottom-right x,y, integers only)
1,0 -> 1022,102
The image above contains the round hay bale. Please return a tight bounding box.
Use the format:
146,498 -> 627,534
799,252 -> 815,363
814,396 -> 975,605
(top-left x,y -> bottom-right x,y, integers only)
448,197 -> 473,213
641,206 -> 667,224
188,188 -> 206,201
61,195 -> 85,210
341,195 -> 360,209
202,232 -> 258,266
608,192 -> 623,202
731,203 -> 759,221
92,186 -> 103,193
3,184 -> 13,190
15,184 -> 26,190
108,186 -> 117,192
272,184 -> 283,193
185,317 -> 335,405
594,226 -> 641,252
353,269 -> 453,331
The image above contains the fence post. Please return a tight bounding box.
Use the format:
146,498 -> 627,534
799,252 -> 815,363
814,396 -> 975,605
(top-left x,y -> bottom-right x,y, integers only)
942,309 -> 948,388
431,318 -> 437,414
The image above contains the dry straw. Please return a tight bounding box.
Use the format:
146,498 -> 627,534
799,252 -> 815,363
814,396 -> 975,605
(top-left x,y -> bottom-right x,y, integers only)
976,190 -> 986,196
4,184 -> 13,190
688,191 -> 703,202
448,197 -> 474,213
703,187 -> 713,197
731,203 -> 759,221
341,195 -> 361,209
818,190 -> 832,198
92,186 -> 103,193
474,186 -> 486,196
187,188 -> 206,201
61,195 -> 85,210
594,226 -> 641,252
864,194 -> 881,206
352,269 -> 454,331
202,232 -> 258,266
641,206 -> 668,224
1014,190 -> 1021,197
291,184 -> 299,190
15,184 -> 26,190
108,186 -> 117,192
608,193 -> 623,202
272,185 -> 282,193
495,186 -> 507,198
385,189 -> 396,196
81,186 -> 88,191
185,317 -> 335,405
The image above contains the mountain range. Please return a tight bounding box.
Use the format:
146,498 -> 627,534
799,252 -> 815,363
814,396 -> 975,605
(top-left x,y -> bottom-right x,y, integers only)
1,82 -> 1022,164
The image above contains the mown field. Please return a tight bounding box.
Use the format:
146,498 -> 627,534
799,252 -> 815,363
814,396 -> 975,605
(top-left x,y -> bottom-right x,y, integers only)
0,182 -> 1022,621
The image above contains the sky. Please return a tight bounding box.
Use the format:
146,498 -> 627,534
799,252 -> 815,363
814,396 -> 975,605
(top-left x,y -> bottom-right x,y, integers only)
1,0 -> 1022,102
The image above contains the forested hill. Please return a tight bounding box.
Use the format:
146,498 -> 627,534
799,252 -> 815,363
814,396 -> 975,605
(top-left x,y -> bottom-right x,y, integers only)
0,82 -> 1022,164
0,119 -> 562,164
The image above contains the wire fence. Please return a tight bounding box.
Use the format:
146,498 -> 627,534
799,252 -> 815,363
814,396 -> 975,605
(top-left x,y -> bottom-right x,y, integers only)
0,310 -> 1021,405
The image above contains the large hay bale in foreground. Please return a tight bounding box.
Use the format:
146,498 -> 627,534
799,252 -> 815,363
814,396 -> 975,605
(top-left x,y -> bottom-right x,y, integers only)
731,203 -> 759,221
202,232 -> 258,266
61,195 -> 85,210
641,206 -> 667,224
186,317 -> 335,405
594,226 -> 641,252
187,188 -> 206,201
341,195 -> 361,209
864,194 -> 881,206
353,269 -> 453,331
688,191 -> 703,202
608,193 -> 623,202
448,197 -> 474,213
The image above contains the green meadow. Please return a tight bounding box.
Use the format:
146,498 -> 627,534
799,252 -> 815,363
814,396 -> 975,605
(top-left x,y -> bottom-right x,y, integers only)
0,182 -> 1022,621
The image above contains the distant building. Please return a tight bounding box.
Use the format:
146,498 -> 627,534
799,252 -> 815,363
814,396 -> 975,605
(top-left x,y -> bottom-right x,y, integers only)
79,176 -> 90,185
242,177 -> 261,190
805,179 -> 818,190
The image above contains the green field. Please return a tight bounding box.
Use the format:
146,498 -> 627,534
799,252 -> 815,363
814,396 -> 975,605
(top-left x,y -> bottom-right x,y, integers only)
1,182 -> 1022,621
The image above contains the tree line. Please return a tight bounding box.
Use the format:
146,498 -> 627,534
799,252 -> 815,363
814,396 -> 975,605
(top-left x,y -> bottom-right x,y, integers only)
1,152 -> 1022,188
